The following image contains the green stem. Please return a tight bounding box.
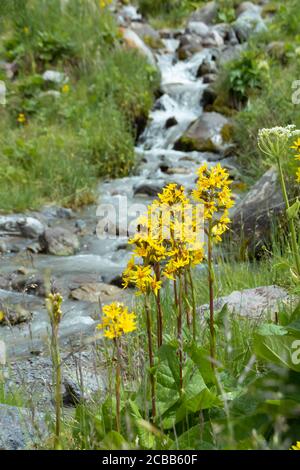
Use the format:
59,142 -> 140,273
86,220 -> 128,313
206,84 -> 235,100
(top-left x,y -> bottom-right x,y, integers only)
208,222 -> 216,368
51,327 -> 62,450
145,296 -> 156,419
277,158 -> 300,277
188,267 -> 197,341
154,263 -> 163,347
114,338 -> 121,433
178,275 -> 183,395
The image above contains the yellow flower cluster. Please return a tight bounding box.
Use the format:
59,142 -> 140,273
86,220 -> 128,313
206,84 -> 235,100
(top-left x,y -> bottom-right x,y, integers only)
17,113 -> 26,124
123,183 -> 205,288
99,0 -> 112,8
46,293 -> 63,325
97,302 -> 137,339
291,138 -> 300,183
290,441 -> 300,450
192,163 -> 233,242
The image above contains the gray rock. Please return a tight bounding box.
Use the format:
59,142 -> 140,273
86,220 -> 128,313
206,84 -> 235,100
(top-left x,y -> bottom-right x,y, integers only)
201,87 -> 218,107
198,285 -> 290,319
236,1 -> 260,17
174,112 -> 230,153
231,168 -> 284,255
202,73 -> 218,84
120,28 -> 156,67
131,22 -> 161,43
70,282 -> 124,304
0,404 -> 47,450
189,1 -> 218,25
186,21 -> 209,37
39,227 -> 80,256
233,6 -> 267,42
120,5 -> 142,22
133,180 -> 165,197
0,216 -> 45,239
197,59 -> 218,76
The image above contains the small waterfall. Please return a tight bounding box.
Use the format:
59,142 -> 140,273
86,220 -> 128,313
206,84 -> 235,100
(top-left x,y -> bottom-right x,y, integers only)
137,42 -> 212,153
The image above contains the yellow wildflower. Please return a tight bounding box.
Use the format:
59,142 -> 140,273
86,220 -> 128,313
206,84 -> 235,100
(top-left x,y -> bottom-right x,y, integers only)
61,84 -> 70,94
17,113 -> 26,124
97,302 -> 136,339
290,441 -> 300,450
99,0 -> 112,8
23,26 -> 29,35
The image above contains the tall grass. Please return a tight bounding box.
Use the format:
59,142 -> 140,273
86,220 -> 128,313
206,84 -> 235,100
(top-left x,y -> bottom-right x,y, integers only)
0,0 -> 159,212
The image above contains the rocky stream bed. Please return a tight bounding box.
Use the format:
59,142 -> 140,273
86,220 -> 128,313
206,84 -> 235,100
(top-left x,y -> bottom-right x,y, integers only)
0,1 -> 292,449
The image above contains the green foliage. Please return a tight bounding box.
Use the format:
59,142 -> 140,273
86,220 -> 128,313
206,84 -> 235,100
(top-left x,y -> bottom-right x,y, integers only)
0,0 -> 159,211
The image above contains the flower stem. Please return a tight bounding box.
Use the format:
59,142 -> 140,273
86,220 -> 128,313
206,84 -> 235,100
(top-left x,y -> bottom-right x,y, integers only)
114,338 -> 121,433
178,275 -> 184,394
208,222 -> 216,368
277,158 -> 300,277
154,263 -> 163,347
51,326 -> 62,449
188,267 -> 197,341
145,296 -> 156,419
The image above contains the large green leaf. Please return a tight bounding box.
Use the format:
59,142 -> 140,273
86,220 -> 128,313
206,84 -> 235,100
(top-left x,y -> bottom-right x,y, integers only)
128,400 -> 155,449
254,328 -> 300,372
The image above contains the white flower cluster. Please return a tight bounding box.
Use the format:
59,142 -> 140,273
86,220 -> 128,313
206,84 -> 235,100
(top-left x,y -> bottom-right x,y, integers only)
258,125 -> 300,158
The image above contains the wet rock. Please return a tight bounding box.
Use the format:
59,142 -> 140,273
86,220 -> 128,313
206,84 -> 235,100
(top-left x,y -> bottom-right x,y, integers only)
174,112 -> 230,153
0,216 -> 45,239
201,87 -> 218,108
133,180 -> 165,197
186,21 -> 209,37
197,59 -> 218,77
202,31 -> 224,48
0,404 -> 47,450
75,219 -> 87,232
231,168 -> 284,255
165,117 -> 178,129
177,36 -> 203,60
120,5 -> 142,22
212,23 -> 238,44
39,227 -> 80,256
62,378 -> 83,406
198,285 -> 290,319
189,1 -> 218,25
202,73 -> 218,84
70,283 -> 123,304
233,5 -> 267,42
120,28 -> 156,67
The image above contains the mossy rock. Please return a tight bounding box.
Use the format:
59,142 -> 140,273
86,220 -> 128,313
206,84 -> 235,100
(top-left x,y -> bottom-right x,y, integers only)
221,123 -> 235,142
174,136 -> 218,153
262,2 -> 278,17
143,35 -> 164,50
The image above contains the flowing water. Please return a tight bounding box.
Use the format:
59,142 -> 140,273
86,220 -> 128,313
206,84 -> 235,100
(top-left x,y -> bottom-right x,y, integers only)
0,33 -> 230,359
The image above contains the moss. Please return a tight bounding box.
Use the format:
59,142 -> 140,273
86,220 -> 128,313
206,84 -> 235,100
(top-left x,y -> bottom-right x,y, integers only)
221,123 -> 235,142
174,136 -> 218,153
143,35 -> 164,50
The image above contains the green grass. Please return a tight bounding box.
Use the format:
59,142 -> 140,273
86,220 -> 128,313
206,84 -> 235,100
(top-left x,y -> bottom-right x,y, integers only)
0,0 -> 159,212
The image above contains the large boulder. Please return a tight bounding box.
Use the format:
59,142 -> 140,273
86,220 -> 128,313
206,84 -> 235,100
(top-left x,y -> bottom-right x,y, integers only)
131,22 -> 163,49
189,1 -> 218,25
198,285 -> 290,319
174,112 -> 231,153
70,282 -> 124,304
231,168 -> 284,255
39,227 -> 80,256
0,404 -> 47,450
120,28 -> 157,67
